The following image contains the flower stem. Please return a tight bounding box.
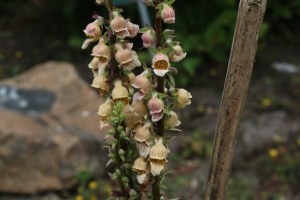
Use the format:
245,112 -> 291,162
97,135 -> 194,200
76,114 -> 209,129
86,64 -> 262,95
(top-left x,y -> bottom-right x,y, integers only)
152,1 -> 164,199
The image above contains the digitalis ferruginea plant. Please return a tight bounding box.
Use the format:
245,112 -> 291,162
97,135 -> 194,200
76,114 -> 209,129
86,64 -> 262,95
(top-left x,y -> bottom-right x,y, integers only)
82,0 -> 191,199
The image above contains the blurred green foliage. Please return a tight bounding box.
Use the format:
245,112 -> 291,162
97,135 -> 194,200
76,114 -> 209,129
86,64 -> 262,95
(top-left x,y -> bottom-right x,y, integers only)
1,0 -> 300,85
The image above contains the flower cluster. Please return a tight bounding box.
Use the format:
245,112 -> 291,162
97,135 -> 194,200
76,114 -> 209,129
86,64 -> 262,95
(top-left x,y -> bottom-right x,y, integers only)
83,0 -> 191,199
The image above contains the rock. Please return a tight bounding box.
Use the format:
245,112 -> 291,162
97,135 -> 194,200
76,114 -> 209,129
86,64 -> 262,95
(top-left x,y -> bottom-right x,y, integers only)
0,62 -> 106,194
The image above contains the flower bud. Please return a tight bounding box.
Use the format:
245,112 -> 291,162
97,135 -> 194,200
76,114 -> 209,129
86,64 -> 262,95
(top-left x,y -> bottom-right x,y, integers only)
165,111 -> 181,129
127,21 -> 139,38
161,4 -> 175,24
147,93 -> 164,122
110,12 -> 129,38
132,157 -> 149,184
112,80 -> 129,104
152,53 -> 170,77
141,29 -> 156,48
169,44 -> 186,62
149,138 -> 169,176
175,88 -> 192,109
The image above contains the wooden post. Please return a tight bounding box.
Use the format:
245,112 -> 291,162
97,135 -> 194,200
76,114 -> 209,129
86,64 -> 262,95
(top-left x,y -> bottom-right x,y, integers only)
204,0 -> 267,199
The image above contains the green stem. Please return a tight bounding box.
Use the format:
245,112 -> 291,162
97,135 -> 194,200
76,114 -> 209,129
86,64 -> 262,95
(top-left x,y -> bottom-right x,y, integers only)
152,1 -> 164,199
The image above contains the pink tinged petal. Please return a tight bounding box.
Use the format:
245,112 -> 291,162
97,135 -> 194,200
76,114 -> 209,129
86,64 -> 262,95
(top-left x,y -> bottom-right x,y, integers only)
151,110 -> 164,122
81,38 -> 95,49
134,91 -> 146,100
153,69 -> 169,77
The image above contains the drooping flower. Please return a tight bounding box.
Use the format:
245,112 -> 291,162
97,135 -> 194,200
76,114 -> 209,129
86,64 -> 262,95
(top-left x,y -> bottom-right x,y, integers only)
147,93 -> 164,122
127,20 -> 139,38
124,106 -> 143,130
151,53 -> 170,77
134,123 -> 152,157
175,88 -> 192,109
149,138 -> 169,176
90,72 -> 109,96
110,12 -> 129,38
132,157 -> 149,184
141,29 -> 156,48
115,43 -> 141,71
83,17 -> 103,38
165,111 -> 181,129
131,95 -> 148,118
97,99 -> 112,128
169,44 -> 186,62
161,4 -> 175,24
132,70 -> 152,99
91,39 -> 111,66
112,80 -> 129,105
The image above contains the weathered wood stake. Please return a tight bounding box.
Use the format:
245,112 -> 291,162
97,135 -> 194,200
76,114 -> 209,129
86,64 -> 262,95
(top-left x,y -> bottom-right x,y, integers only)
204,0 -> 267,199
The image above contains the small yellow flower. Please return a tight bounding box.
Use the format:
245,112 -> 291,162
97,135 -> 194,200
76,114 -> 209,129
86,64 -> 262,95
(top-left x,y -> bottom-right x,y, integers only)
272,135 -> 283,143
261,98 -> 272,107
75,195 -> 84,200
297,138 -> 300,146
88,181 -> 97,190
268,148 -> 278,158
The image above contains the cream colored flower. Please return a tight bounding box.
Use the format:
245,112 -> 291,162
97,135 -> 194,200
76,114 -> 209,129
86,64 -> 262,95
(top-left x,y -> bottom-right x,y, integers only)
149,138 -> 169,176
132,157 -> 149,184
97,99 -> 112,128
112,80 -> 129,105
152,53 -> 170,77
175,88 -> 192,109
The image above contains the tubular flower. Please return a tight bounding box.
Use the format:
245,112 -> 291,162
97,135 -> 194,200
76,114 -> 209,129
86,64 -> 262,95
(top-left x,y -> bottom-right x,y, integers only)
97,99 -> 112,129
175,88 -> 192,109
124,106 -> 143,130
91,39 -> 111,66
165,111 -> 181,129
147,93 -> 164,122
149,138 -> 169,176
161,4 -> 175,24
151,53 -> 170,77
82,16 -> 103,49
112,80 -> 129,105
83,17 -> 103,38
141,29 -> 156,48
110,12 -> 129,38
134,123 -> 152,157
131,95 -> 148,118
90,72 -> 109,96
127,20 -> 139,38
132,157 -> 149,184
88,57 -> 108,77
115,43 -> 141,71
169,44 -> 186,62
132,70 -> 152,99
